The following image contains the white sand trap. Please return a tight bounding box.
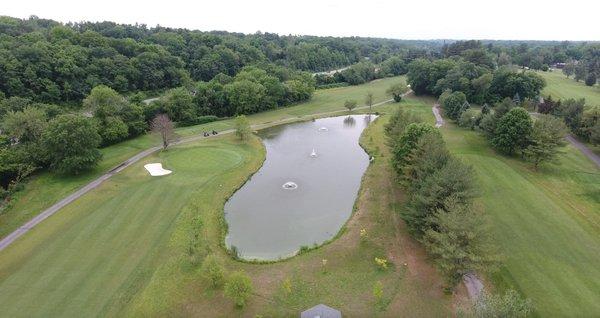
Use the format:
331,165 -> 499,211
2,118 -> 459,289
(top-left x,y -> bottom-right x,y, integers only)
144,163 -> 172,176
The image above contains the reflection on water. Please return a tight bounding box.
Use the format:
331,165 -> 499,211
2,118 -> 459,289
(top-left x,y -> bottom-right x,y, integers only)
224,115 -> 374,260
343,115 -> 356,127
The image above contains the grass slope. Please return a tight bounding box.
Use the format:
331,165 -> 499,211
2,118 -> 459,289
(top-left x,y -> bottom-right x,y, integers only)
538,69 -> 600,106
404,96 -> 600,316
0,76 -> 404,239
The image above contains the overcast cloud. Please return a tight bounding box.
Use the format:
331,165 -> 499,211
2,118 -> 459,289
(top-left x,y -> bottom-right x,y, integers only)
3,0 -> 599,41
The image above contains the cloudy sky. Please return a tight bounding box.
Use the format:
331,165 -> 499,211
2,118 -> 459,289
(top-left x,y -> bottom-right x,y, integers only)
3,0 -> 599,41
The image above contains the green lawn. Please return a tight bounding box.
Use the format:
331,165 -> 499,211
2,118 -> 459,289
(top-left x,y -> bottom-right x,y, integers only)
0,136 -> 263,317
0,76 -> 404,240
538,69 -> 600,106
404,96 -> 600,317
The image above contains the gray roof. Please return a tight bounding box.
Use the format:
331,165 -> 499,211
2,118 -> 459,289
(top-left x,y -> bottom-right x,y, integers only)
300,304 -> 341,318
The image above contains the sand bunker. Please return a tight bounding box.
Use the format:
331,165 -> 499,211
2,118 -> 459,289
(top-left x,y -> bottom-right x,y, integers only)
144,163 -> 172,176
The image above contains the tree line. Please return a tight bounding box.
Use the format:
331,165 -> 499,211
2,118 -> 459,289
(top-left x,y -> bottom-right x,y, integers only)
385,107 -> 532,316
407,57 -> 546,105
385,107 -> 500,289
0,15 -> 438,104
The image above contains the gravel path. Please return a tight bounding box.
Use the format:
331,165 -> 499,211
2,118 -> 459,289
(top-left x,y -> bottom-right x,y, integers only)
0,95 -> 407,252
530,112 -> 599,169
566,135 -> 600,168
432,103 -> 444,128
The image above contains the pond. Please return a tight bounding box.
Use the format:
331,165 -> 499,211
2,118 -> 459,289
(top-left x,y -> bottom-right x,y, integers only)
224,115 -> 375,260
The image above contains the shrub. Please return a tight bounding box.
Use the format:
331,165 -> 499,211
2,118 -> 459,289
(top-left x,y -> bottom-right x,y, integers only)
585,73 -> 597,86
458,109 -> 479,130
224,271 -> 253,307
473,290 -> 532,318
374,257 -> 388,270
200,255 -> 225,288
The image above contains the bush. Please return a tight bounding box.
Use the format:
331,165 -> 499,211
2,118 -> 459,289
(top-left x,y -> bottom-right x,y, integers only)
200,254 -> 225,288
585,73 -> 597,86
472,290 -> 532,318
224,271 -> 253,307
98,116 -> 129,145
458,109 -> 479,130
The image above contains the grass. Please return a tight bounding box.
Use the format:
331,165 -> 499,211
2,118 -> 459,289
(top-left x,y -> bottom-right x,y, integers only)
405,95 -> 600,317
0,76 -> 404,240
537,69 -> 600,106
0,136 -> 262,317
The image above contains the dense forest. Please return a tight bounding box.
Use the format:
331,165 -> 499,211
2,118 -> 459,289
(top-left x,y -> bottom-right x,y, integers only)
1,15 -> 599,201
0,15 -> 437,103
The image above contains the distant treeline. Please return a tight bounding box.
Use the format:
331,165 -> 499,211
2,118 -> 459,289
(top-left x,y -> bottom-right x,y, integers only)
0,15 -> 439,104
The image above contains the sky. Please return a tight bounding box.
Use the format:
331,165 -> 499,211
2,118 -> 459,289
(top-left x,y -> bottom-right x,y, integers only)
3,0 -> 599,41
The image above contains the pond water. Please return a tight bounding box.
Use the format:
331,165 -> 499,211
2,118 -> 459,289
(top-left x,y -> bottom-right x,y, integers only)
224,115 -> 375,260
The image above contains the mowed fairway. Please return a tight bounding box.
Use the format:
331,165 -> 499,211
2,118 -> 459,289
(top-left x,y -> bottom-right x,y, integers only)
538,69 -> 600,106
0,76 -> 404,240
404,97 -> 600,316
0,137 -> 262,317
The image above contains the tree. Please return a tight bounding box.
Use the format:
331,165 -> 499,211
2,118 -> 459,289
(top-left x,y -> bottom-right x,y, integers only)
558,98 -> 585,132
488,69 -> 545,102
402,132 -> 450,191
151,114 -> 175,149
423,202 -> 500,288
391,123 -> 439,172
538,95 -> 559,114
481,103 -> 490,115
562,61 -> 575,78
98,116 -> 128,146
405,157 -> 477,234
162,87 -> 196,124
491,107 -> 532,155
384,107 -> 421,149
585,73 -> 597,86
84,85 -> 127,119
344,99 -> 358,112
523,114 -> 568,169
200,255 -> 225,288
574,63 -> 587,82
1,106 -> 47,142
472,290 -> 532,318
440,91 -> 467,120
365,92 -> 374,113
224,271 -> 253,307
512,92 -> 521,105
234,115 -> 251,140
386,83 -> 408,102
42,114 -> 102,174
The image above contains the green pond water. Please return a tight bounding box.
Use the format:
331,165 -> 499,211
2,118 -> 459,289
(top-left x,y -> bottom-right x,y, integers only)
224,115 -> 374,260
